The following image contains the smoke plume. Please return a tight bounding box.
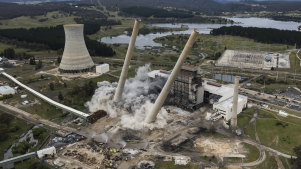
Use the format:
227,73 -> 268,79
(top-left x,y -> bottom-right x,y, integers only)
85,64 -> 169,130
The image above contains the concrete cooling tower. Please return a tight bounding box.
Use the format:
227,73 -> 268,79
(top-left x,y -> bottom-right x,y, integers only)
59,24 -> 95,73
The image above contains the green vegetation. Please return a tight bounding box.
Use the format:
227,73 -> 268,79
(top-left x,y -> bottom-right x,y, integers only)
32,127 -> 46,138
246,123 -> 256,141
254,152 -> 278,169
243,143 -> 260,162
238,108 -> 301,155
237,108 -> 257,140
154,34 -> 291,63
15,158 -> 51,169
255,74 -> 300,94
294,145 -> 301,169
211,26 -> 301,47
280,156 -> 294,169
12,141 -> 34,155
0,111 -> 33,160
200,155 -> 218,163
289,52 -> 301,72
121,6 -> 194,18
154,161 -> 198,169
0,11 -> 76,29
256,110 -> 301,155
0,26 -> 115,56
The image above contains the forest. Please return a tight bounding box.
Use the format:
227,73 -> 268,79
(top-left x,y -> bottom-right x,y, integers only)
0,26 -> 115,57
121,6 -> 194,18
102,0 -> 301,15
270,15 -> 301,22
0,1 -> 104,20
211,26 -> 301,47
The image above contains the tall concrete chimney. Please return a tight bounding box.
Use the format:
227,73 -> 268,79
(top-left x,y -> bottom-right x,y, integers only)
231,76 -> 239,128
114,19 -> 141,102
145,29 -> 199,123
59,24 -> 95,73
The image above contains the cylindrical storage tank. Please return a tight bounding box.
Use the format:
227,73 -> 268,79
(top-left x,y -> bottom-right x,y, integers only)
59,24 -> 95,73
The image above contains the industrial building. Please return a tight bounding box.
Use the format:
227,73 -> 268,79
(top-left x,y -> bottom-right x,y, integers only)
169,65 -> 204,111
0,85 -> 15,96
212,95 -> 247,121
59,24 -> 95,73
96,64 -> 110,74
203,80 -> 247,122
148,67 -> 247,122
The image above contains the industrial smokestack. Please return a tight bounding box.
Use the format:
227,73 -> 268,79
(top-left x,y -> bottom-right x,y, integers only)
114,19 -> 141,102
145,29 -> 199,123
59,24 -> 95,73
231,76 -> 239,128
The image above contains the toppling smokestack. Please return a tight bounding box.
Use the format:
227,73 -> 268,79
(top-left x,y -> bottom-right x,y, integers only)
145,29 -> 199,123
114,19 -> 141,102
231,76 -> 239,129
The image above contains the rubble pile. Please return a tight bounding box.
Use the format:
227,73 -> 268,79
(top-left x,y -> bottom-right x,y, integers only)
88,110 -> 108,123
136,160 -> 155,169
48,133 -> 85,147
52,140 -> 132,169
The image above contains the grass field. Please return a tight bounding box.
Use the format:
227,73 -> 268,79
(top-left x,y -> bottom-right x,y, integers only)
15,158 -> 51,169
155,34 -> 293,62
0,42 -> 30,54
249,74 -> 299,93
243,143 -> 260,162
289,51 -> 301,72
255,109 -> 301,155
253,152 -> 278,169
154,161 -> 199,169
0,11 -> 76,29
238,107 -> 301,155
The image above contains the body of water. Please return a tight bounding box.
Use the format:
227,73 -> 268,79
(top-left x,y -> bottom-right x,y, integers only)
100,17 -> 301,49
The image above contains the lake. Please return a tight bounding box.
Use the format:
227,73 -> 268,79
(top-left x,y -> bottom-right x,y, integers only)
100,17 -> 301,49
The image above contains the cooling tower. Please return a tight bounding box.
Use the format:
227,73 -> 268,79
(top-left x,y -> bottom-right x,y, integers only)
145,29 -> 199,123
59,24 -> 95,73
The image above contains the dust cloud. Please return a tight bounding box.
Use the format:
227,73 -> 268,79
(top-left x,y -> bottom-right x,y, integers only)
85,64 -> 169,130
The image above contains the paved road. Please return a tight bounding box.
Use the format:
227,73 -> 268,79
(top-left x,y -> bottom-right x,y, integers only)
0,101 -> 77,134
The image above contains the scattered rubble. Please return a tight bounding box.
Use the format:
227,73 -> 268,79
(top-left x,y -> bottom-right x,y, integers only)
88,110 -> 108,123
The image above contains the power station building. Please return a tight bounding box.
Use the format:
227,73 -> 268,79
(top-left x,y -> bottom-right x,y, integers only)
169,65 -> 204,111
148,67 -> 248,121
59,24 -> 95,73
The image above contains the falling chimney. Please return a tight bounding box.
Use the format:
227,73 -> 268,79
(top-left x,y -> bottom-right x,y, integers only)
145,29 -> 199,123
231,76 -> 239,128
114,19 -> 141,102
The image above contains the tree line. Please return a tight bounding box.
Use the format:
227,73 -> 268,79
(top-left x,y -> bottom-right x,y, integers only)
0,25 -> 115,57
121,6 -> 194,18
0,1 -> 105,20
101,0 -> 301,16
211,26 -> 301,48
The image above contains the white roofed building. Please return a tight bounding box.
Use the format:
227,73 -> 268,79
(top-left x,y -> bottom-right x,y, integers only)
203,80 -> 248,121
0,86 -> 15,96
96,64 -> 110,74
213,95 -> 248,121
